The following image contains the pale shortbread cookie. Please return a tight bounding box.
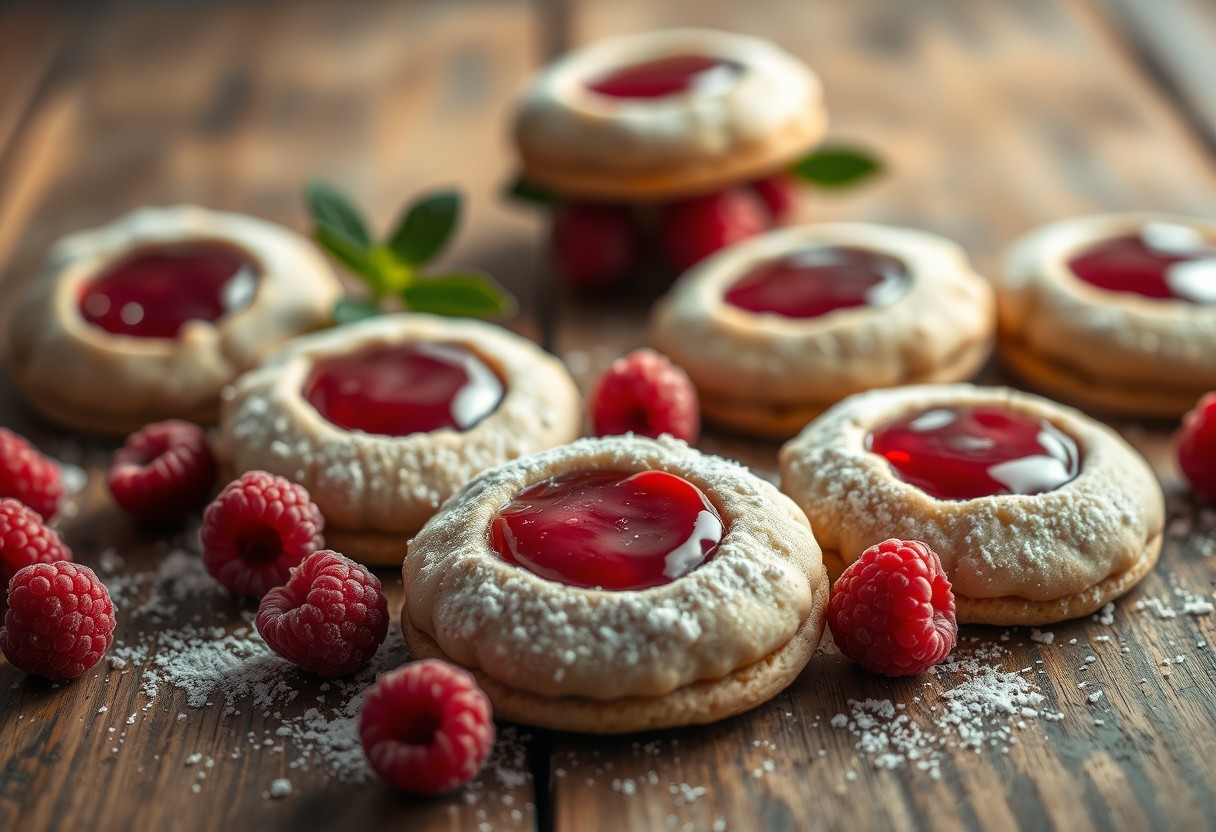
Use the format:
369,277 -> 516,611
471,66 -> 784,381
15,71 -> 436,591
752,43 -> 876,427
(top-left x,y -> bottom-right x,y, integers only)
514,29 -> 827,201
401,435 -> 829,733
215,314 -> 582,567
779,384 -> 1164,625
999,212 -> 1216,417
651,224 -> 995,437
7,206 -> 342,436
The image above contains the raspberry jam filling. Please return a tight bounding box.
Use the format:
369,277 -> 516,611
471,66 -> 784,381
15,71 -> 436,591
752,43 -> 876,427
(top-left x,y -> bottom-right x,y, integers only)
490,470 -> 723,591
586,55 -> 741,99
1067,223 -> 1216,303
866,405 -> 1080,501
724,246 -> 910,319
78,241 -> 260,338
304,342 -> 503,437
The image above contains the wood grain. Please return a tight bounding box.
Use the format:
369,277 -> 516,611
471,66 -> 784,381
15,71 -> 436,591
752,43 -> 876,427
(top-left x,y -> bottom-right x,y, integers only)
546,1 -> 1216,830
3,0 -> 1216,830
0,1 -> 544,830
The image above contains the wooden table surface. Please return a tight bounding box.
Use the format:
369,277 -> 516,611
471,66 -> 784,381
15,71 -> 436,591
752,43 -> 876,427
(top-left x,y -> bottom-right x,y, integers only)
3,1 -> 1216,830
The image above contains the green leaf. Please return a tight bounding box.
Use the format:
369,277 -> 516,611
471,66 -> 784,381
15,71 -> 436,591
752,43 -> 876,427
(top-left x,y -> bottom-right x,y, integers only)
388,191 -> 461,266
401,271 -> 517,320
369,245 -> 414,295
315,226 -> 382,287
332,296 -> 383,326
305,180 -> 373,248
503,175 -> 555,207
792,146 -> 882,188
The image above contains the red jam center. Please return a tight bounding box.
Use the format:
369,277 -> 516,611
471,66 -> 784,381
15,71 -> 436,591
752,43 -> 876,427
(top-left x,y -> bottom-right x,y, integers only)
586,55 -> 741,99
490,470 -> 723,591
1067,223 -> 1216,303
304,342 -> 503,437
866,406 -> 1079,501
78,242 -> 260,339
724,246 -> 910,319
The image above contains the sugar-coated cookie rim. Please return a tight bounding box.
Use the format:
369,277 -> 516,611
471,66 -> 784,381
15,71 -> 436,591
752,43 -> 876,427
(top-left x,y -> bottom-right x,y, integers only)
38,205 -> 337,356
999,338 -> 1203,418
1004,212 -> 1216,321
650,223 -> 996,408
6,205 -> 341,435
778,383 -> 1164,607
215,313 -> 583,547
822,532 -> 1162,626
668,223 -> 986,336
514,28 -> 827,200
402,435 -> 824,702
401,578 -> 828,734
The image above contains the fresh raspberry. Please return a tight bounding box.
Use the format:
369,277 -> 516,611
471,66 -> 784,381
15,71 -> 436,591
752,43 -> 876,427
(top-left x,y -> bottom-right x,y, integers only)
360,659 -> 495,794
590,348 -> 700,443
657,187 -> 770,274
551,202 -> 643,292
199,471 -> 325,597
827,538 -> 957,676
107,420 -> 217,524
256,549 -> 389,677
1,561 -> 115,680
0,498 -> 72,585
0,428 -> 63,521
752,174 -> 801,220
1179,392 -> 1216,502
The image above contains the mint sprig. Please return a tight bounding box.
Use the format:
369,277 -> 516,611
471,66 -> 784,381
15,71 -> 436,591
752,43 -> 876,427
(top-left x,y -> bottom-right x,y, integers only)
791,145 -> 882,188
306,180 -> 517,323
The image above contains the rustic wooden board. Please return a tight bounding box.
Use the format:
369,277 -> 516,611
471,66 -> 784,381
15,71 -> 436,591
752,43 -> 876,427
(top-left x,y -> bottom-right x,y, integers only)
546,0 -> 1216,830
2,0 -> 1216,830
0,1 -> 545,830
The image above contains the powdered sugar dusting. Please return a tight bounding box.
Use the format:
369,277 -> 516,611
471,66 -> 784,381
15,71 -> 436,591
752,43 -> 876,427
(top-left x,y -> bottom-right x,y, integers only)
829,644 -> 1053,780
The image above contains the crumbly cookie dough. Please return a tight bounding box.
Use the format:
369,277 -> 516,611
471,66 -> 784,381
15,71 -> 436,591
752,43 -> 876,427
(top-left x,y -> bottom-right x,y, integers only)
7,205 -> 341,435
402,435 -> 829,733
215,313 -> 582,566
779,384 -> 1163,625
651,223 -> 995,437
514,29 -> 827,201
999,212 -> 1216,417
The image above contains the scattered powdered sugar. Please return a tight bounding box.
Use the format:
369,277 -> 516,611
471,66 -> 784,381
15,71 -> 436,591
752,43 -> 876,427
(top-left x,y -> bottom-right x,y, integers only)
829,645 -> 1052,779
1166,499 -> 1216,557
1134,586 -> 1215,618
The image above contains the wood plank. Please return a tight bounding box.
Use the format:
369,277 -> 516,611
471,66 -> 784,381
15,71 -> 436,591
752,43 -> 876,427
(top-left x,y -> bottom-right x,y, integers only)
1098,0 -> 1216,154
545,1 -> 1216,830
0,1 -> 544,830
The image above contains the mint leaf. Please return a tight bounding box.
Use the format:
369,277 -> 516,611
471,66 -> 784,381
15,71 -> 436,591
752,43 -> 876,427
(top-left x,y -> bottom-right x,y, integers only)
315,227 -> 382,286
332,297 -> 383,326
389,191 -> 460,266
306,180 -> 373,248
401,272 -> 517,319
792,146 -> 882,188
504,175 -> 555,206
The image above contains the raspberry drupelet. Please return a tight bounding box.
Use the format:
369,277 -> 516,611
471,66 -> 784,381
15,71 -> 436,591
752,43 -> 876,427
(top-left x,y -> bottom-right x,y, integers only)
0,427 -> 63,521
590,348 -> 700,443
1178,392 -> 1216,503
108,419 -> 217,523
827,538 -> 957,676
200,470 -> 325,597
0,498 -> 72,585
256,549 -> 389,677
1,561 -> 115,680
360,659 -> 495,794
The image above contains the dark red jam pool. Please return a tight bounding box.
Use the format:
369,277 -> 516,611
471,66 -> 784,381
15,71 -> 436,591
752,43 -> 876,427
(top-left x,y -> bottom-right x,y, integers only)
866,405 -> 1080,501
1067,223 -> 1216,303
304,342 -> 503,437
78,241 -> 260,339
490,470 -> 724,591
586,55 -> 741,99
724,246 -> 910,319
